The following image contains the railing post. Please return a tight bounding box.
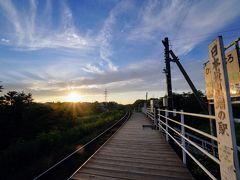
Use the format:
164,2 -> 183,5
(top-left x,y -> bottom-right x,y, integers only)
208,102 -> 216,157
165,110 -> 169,142
153,108 -> 155,125
154,107 -> 157,129
181,110 -> 186,165
157,109 -> 161,131
173,109 -> 177,117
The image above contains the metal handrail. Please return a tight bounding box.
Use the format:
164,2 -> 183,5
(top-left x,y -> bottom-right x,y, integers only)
146,111 -> 154,116
158,123 -> 217,180
158,109 -> 215,119
145,108 -> 218,180
159,120 -> 220,164
235,118 -> 240,123
158,114 -> 218,141
146,110 -> 155,120
174,127 -> 218,150
159,108 -> 240,123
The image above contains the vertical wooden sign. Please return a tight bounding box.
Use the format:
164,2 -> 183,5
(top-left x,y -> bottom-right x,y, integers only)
209,36 -> 239,180
204,62 -> 214,99
204,47 -> 240,100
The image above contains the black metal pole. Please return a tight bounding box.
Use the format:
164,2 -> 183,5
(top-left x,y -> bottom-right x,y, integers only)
162,37 -> 174,146
169,50 -> 208,113
162,37 -> 173,110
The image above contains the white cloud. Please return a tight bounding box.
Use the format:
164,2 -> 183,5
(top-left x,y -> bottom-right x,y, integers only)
0,0 -> 132,74
1,38 -> 10,43
128,0 -> 240,55
82,64 -> 104,74
1,0 -> 240,103
97,1 -> 133,72
3,58 -> 162,93
0,0 -> 93,50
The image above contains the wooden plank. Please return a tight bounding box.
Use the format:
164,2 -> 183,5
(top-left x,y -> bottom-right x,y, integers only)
71,173 -> 121,180
97,151 -> 178,159
70,112 -> 193,180
91,156 -> 184,166
76,167 -> 192,180
93,153 -> 183,163
81,164 -> 191,178
84,160 -> 190,173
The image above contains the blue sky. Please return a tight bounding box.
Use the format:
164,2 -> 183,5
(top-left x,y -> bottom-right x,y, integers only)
0,0 -> 240,104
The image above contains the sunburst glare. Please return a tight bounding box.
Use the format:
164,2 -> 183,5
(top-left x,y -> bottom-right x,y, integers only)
65,92 -> 82,102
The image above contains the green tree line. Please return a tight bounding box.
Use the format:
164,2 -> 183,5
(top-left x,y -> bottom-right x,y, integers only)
0,86 -> 126,179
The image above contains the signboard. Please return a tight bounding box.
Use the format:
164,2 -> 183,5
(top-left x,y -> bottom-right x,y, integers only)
208,36 -> 239,180
204,47 -> 240,99
204,62 -> 214,99
226,48 -> 240,95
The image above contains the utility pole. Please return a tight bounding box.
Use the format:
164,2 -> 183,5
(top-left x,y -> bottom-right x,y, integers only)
104,88 -> 108,103
162,37 -> 173,110
162,37 -> 208,114
146,92 -> 148,103
162,37 -> 174,146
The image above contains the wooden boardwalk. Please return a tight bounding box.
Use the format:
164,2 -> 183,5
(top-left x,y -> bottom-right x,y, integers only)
70,112 -> 193,180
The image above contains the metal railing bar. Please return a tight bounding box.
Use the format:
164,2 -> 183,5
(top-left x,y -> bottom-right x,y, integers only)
158,114 -> 218,141
146,112 -> 155,120
234,118 -> 240,123
147,111 -> 154,115
158,124 -> 217,180
157,109 -> 240,123
148,114 -> 154,118
158,109 -> 216,119
174,127 -> 218,149
159,120 -> 220,164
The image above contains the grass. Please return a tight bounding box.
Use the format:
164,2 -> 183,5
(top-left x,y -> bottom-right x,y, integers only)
0,109 -> 125,179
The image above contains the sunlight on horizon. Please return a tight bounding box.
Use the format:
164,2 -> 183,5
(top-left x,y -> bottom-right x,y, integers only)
65,92 -> 82,102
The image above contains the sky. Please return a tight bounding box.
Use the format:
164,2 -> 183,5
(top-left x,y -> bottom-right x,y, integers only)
0,0 -> 240,104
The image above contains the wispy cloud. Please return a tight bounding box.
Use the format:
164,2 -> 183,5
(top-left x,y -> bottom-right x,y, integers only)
11,59 -> 163,93
97,1 -> 133,72
1,58 -> 156,92
1,0 -> 240,103
0,0 -> 132,74
0,0 -> 93,50
1,38 -> 10,43
82,64 -> 104,74
128,0 -> 240,55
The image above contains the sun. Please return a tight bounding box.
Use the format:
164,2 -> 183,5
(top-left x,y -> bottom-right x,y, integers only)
65,92 -> 82,102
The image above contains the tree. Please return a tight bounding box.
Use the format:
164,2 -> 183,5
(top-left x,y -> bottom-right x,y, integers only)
4,91 -> 33,106
0,84 -> 3,105
0,81 -> 3,92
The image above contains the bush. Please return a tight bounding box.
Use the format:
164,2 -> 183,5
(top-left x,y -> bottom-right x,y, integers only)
0,98 -> 125,179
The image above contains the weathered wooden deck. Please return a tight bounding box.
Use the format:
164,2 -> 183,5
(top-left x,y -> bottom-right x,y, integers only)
70,112 -> 193,180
